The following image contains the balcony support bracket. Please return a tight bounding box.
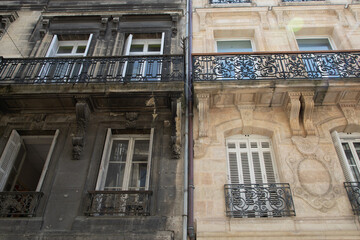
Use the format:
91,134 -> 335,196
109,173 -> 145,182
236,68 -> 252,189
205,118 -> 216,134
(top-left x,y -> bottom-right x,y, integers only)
72,97 -> 90,160
284,92 -> 301,136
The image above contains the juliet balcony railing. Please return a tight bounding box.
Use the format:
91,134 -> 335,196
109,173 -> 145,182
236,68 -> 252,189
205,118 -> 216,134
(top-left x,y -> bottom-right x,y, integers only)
210,0 -> 251,3
283,0 -> 325,2
0,192 -> 44,217
0,55 -> 184,84
344,182 -> 360,215
86,191 -> 152,216
193,51 -> 360,81
224,183 -> 296,218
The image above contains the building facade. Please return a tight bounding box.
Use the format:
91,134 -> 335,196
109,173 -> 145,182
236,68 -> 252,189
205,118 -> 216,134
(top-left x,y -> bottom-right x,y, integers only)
0,0 -> 186,239
192,0 -> 360,239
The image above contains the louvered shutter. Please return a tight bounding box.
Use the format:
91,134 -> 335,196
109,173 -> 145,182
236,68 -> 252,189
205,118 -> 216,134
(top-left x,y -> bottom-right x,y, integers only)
228,152 -> 240,184
331,131 -> 356,182
0,130 -> 22,191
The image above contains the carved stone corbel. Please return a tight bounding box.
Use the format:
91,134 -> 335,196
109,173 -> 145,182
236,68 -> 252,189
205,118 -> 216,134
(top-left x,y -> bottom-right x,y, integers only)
197,94 -> 210,138
125,112 -> 139,129
170,14 -> 179,38
111,16 -> 120,35
259,11 -> 269,30
339,103 -> 360,132
284,92 -> 301,136
238,105 -> 255,135
100,17 -> 109,36
171,95 -> 182,159
301,92 -> 315,136
336,9 -> 349,27
0,12 -> 19,40
72,97 -> 90,160
39,18 -> 50,38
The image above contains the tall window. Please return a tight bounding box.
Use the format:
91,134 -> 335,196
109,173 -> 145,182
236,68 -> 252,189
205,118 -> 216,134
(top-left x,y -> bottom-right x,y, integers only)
96,129 -> 154,191
226,135 -> 277,184
332,131 -> 360,182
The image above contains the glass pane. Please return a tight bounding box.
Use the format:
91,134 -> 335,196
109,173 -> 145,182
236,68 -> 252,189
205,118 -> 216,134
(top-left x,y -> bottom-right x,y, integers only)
217,40 -> 253,53
76,45 -> 86,54
57,46 -> 73,54
110,140 -> 128,162
130,44 -> 144,53
128,163 -> 148,189
297,39 -> 332,51
104,163 -> 125,190
132,140 -> 149,162
227,143 -> 236,149
148,44 -> 161,52
342,143 -> 360,181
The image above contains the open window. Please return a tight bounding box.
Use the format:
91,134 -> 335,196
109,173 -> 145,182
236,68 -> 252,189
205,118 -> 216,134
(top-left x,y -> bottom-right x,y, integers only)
122,33 -> 165,81
0,130 -> 59,217
40,34 -> 93,82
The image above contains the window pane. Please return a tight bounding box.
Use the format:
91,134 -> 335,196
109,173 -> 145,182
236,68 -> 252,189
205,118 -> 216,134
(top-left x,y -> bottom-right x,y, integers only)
57,46 -> 73,54
148,44 -> 161,52
217,40 -> 253,53
76,45 -> 86,54
128,163 -> 148,190
130,44 -> 144,52
342,143 -> 360,181
297,39 -> 332,51
132,140 -> 149,162
104,162 -> 125,190
110,140 -> 128,162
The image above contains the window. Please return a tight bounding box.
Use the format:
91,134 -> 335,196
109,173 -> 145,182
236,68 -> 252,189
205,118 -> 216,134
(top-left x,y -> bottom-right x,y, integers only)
96,129 -> 154,191
215,40 -> 255,80
332,131 -> 360,182
226,135 -> 277,184
0,130 -> 59,217
296,38 -> 338,78
122,33 -> 165,81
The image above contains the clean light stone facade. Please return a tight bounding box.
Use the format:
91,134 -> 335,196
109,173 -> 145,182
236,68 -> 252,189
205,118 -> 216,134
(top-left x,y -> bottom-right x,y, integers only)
193,0 -> 360,239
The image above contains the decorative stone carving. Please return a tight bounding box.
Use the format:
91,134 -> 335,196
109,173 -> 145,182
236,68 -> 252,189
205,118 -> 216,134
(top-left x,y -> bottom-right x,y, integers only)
336,9 -> 349,27
171,14 -> 179,37
170,95 -> 182,159
125,112 -> 139,129
72,97 -> 90,160
301,92 -> 315,136
39,18 -> 50,38
284,92 -> 301,136
259,11 -> 269,29
238,105 -> 255,135
339,103 -> 359,132
285,136 -> 343,212
0,12 -> 19,40
197,94 -> 210,138
100,17 -> 108,36
111,17 -> 120,35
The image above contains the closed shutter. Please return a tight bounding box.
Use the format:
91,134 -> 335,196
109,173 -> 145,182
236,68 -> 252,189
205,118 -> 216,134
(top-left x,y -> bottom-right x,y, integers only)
83,34 -> 93,57
95,129 -> 113,190
45,35 -> 59,57
160,32 -> 165,55
0,130 -> 22,191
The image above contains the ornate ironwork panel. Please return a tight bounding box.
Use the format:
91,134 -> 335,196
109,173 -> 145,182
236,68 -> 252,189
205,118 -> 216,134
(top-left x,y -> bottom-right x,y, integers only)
193,51 -> 360,81
210,0 -> 251,3
86,191 -> 152,216
224,183 -> 296,218
0,192 -> 44,217
283,0 -> 324,2
344,182 -> 360,215
0,55 -> 184,84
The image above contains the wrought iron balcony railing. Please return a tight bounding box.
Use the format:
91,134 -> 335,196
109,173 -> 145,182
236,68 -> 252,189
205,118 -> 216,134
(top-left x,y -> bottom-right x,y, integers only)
224,183 -> 296,218
86,190 -> 152,216
0,192 -> 44,217
193,50 -> 360,81
210,0 -> 251,3
344,182 -> 360,215
283,0 -> 325,2
0,55 -> 184,84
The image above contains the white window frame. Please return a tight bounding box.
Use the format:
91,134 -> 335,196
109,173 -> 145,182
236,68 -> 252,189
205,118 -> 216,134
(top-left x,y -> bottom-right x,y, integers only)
0,129 -> 59,192
296,37 -> 335,51
332,131 -> 360,182
215,39 -> 255,53
226,135 -> 279,184
46,34 -> 93,57
96,128 -> 154,191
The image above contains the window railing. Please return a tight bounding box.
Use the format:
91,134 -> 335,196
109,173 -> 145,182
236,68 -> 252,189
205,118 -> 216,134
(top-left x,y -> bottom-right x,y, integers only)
193,50 -> 360,81
224,183 -> 296,218
0,192 -> 44,217
0,55 -> 184,84
283,0 -> 325,2
210,0 -> 251,3
344,182 -> 360,215
86,191 -> 152,216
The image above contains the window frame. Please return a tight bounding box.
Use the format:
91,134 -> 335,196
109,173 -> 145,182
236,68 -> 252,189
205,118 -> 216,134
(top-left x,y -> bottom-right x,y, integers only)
296,37 -> 336,51
215,38 -> 255,53
226,135 -> 279,184
96,128 -> 154,191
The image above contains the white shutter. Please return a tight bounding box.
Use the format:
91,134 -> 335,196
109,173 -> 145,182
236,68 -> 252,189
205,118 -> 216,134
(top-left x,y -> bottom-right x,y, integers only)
228,152 -> 240,184
251,151 -> 263,184
122,34 -> 133,78
145,128 -> 154,190
240,152 -> 251,184
263,151 -> 276,183
83,34 -> 93,57
36,130 -> 59,192
95,129 -> 113,190
45,35 -> 59,57
0,130 -> 22,191
331,131 -> 355,182
160,32 -> 165,55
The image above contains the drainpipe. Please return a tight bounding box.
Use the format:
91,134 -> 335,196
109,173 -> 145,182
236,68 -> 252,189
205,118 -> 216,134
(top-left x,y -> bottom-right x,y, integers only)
186,0 -> 195,239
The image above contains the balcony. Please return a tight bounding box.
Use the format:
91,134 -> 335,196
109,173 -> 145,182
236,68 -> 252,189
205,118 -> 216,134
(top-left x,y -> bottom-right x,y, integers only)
210,0 -> 251,3
0,192 -> 43,217
86,191 -> 152,216
193,50 -> 360,81
224,183 -> 296,218
344,182 -> 360,215
0,55 -> 184,84
283,0 -> 324,2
